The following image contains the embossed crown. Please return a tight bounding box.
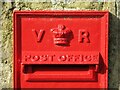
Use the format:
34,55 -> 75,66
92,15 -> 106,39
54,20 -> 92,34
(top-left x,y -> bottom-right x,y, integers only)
51,24 -> 72,45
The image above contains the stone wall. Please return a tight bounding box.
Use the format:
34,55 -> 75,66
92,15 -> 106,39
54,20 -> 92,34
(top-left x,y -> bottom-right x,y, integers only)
0,0 -> 119,89
117,1 -> 120,90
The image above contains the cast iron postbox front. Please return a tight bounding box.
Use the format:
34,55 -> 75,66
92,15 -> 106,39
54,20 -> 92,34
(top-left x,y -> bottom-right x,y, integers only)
14,11 -> 109,89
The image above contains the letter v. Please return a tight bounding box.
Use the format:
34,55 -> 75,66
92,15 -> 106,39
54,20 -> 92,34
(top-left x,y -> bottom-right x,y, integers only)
32,29 -> 45,42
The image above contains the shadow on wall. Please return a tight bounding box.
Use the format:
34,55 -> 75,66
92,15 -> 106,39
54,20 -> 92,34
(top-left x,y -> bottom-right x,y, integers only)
108,13 -> 119,89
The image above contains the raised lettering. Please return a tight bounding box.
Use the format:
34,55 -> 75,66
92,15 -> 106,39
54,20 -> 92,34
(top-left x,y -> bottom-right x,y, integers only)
92,55 -> 98,61
40,55 -> 48,61
48,55 -> 55,61
83,55 -> 92,61
25,55 -> 31,61
78,30 -> 90,43
58,55 -> 66,61
23,54 -> 98,63
32,29 -> 45,42
31,55 -> 39,61
66,55 -> 73,61
73,55 -> 82,62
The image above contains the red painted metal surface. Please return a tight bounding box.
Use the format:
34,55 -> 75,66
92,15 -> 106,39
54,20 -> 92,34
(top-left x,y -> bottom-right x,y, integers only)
14,11 -> 109,89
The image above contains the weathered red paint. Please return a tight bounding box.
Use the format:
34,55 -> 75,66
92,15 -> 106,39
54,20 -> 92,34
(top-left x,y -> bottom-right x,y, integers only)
14,11 -> 109,89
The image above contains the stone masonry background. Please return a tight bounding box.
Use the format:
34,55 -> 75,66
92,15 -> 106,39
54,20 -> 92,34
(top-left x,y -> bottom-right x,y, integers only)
0,0 -> 120,89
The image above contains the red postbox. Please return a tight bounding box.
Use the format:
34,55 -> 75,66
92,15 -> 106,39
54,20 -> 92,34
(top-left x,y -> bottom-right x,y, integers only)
14,11 -> 109,89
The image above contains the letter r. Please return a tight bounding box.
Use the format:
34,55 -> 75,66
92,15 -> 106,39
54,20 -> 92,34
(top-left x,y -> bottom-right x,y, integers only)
78,30 -> 90,43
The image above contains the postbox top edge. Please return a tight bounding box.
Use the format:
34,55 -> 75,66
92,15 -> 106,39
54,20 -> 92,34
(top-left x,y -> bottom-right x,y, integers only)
13,10 -> 109,16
